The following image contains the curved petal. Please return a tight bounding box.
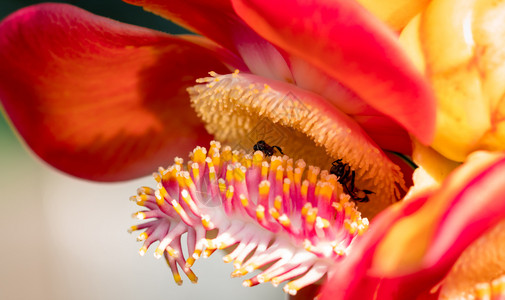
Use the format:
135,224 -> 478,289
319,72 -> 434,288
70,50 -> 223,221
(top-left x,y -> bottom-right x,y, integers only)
356,0 -> 430,31
231,0 -> 436,144
123,0 -> 240,54
288,57 -> 414,154
0,3 -> 233,181
401,0 -> 505,162
122,0 -> 294,82
320,151 -> 505,300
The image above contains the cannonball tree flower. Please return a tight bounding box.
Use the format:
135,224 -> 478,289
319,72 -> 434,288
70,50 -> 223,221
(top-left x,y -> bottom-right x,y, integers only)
0,0 -> 436,298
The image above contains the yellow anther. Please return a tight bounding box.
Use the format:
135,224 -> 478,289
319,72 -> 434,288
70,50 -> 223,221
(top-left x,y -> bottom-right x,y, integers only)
231,268 -> 249,277
218,179 -> 226,192
284,282 -> 300,296
226,166 -> 234,183
276,166 -> 284,182
223,255 -> 233,263
332,202 -> 343,212
137,186 -> 155,195
173,273 -> 183,286
259,181 -> 270,197
192,147 -> 207,164
269,207 -> 280,220
242,279 -> 253,287
320,183 -> 334,201
171,200 -> 187,217
307,166 -> 320,184
175,172 -> 186,188
221,146 -> 232,162
301,180 -> 309,198
279,214 -> 291,227
208,166 -> 216,181
154,247 -> 164,259
226,186 -> 234,200
136,232 -> 148,241
253,151 -> 264,165
156,186 -> 169,205
186,269 -> 198,284
206,239 -> 217,250
186,256 -> 196,268
240,194 -> 249,208
256,205 -> 265,222
166,246 -> 178,258
274,195 -> 282,211
203,248 -> 216,258
234,166 -> 246,182
294,168 -> 302,185
283,179 -> 290,195
305,208 -> 317,225
153,172 -> 162,183
491,276 -> 505,295
138,245 -> 148,256
257,274 -> 270,283
270,157 -> 282,172
201,215 -> 214,230
191,163 -> 200,181
127,225 -> 138,233
301,203 -> 312,217
316,216 -> 330,229
475,282 -> 491,300
192,249 -> 202,260
304,239 -> 315,252
261,161 -> 269,178
133,212 -> 146,220
232,150 -> 240,163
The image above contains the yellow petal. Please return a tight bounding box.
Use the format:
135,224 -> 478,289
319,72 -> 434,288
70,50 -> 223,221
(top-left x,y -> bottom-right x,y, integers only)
400,0 -> 505,161
440,220 -> 505,299
356,0 -> 430,31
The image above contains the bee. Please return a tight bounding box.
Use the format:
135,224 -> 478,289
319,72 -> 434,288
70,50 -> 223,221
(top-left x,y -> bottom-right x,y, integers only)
330,159 -> 374,202
253,140 -> 284,157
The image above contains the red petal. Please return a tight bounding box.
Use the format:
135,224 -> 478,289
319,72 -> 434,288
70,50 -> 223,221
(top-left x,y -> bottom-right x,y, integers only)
0,3 -> 233,181
123,0 -> 242,55
231,0 -> 436,144
122,0 -> 297,81
321,153 -> 505,299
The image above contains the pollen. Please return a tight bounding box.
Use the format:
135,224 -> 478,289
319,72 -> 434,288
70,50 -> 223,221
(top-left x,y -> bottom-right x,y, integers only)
129,142 -> 369,296
188,71 -> 406,217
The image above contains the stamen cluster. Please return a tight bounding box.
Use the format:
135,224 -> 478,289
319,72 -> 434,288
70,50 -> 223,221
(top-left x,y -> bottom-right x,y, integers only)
129,141 -> 368,295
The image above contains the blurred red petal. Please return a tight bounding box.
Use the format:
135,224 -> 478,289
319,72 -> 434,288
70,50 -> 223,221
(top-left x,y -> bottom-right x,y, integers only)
0,3 -> 232,181
123,0 -> 242,55
321,152 -> 505,299
231,0 -> 436,144
122,0 -> 297,81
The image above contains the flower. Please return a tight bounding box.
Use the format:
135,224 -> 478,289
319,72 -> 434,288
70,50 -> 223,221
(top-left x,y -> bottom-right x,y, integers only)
0,0 -> 439,298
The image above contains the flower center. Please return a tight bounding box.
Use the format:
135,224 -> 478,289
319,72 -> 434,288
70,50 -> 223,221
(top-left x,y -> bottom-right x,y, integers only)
129,141 -> 368,295
188,70 -> 406,218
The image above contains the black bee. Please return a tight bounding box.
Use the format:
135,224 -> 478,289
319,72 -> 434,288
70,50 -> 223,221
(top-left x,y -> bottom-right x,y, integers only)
253,140 -> 284,157
330,159 -> 374,202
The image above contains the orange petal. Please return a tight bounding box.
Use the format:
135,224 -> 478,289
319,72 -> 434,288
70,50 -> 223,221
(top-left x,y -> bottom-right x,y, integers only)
0,3 -> 233,181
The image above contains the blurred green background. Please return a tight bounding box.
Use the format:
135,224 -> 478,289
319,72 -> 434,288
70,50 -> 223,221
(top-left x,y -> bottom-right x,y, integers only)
0,2 -> 284,300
